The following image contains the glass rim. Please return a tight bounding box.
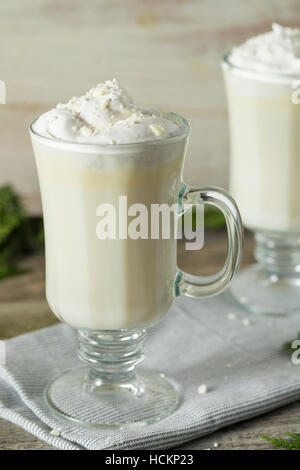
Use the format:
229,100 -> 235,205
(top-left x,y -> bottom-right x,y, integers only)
222,49 -> 300,84
29,111 -> 190,151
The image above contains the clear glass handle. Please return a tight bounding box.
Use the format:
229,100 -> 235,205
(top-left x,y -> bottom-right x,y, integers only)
175,183 -> 244,298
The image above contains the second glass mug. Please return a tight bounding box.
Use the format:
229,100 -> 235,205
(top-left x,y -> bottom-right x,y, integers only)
222,52 -> 300,316
30,112 -> 243,428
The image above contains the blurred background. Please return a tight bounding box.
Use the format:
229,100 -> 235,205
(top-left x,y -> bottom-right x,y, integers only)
0,0 -> 300,214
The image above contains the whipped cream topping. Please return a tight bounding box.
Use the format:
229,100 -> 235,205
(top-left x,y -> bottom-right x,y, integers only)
33,79 -> 179,144
229,24 -> 300,75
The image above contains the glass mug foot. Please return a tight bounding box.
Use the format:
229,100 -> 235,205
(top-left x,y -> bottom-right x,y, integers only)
227,263 -> 300,316
45,367 -> 180,429
227,231 -> 300,316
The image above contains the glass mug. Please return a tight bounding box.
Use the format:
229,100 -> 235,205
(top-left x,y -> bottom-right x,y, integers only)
222,51 -> 300,316
30,112 -> 243,428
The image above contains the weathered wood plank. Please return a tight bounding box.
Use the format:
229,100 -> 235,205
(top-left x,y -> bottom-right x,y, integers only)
1,0 -> 300,213
177,401 -> 300,450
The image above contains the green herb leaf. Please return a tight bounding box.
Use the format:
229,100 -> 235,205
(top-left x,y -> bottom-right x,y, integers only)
204,206 -> 226,230
0,185 -> 44,281
261,433 -> 300,450
283,333 -> 300,353
182,205 -> 226,231
0,185 -> 24,244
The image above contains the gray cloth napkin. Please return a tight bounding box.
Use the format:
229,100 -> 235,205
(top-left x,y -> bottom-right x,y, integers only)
1,294 -> 300,450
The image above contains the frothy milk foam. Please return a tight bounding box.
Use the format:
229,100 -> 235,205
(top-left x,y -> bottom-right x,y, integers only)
223,24 -> 300,232
31,80 -> 188,330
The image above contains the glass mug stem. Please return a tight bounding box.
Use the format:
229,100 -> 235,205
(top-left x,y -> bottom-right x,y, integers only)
254,231 -> 300,277
78,329 -> 146,386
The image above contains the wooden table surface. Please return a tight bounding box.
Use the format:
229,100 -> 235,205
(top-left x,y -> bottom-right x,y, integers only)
0,231 -> 299,450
